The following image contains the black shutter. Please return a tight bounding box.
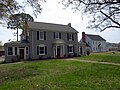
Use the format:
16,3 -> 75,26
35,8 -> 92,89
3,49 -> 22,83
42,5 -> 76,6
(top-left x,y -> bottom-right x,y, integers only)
45,46 -> 47,54
67,33 -> 69,41
54,32 -> 55,39
67,46 -> 69,53
37,31 -> 39,40
59,33 -> 61,39
72,34 -> 74,41
37,46 -> 39,55
44,32 -> 46,40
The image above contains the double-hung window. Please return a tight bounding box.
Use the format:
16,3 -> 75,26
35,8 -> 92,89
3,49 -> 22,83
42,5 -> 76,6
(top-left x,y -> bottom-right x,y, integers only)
39,32 -> 44,40
37,31 -> 46,40
68,45 -> 74,53
8,47 -> 13,55
67,33 -> 74,41
54,32 -> 61,39
69,33 -> 72,41
37,45 -> 47,55
39,46 -> 45,55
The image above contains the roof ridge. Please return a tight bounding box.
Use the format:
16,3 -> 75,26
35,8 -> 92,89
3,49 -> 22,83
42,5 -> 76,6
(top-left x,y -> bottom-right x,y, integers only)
28,21 -> 68,26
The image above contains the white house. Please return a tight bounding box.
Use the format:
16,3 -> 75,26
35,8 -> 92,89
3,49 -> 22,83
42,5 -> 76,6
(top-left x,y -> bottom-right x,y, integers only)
79,32 -> 107,53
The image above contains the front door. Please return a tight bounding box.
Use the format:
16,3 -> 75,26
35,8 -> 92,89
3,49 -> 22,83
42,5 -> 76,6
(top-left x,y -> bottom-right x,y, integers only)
19,49 -> 24,59
57,46 -> 61,57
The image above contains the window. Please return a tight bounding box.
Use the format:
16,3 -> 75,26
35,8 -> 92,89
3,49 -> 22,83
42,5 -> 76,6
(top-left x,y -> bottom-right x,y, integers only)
8,47 -> 13,55
67,33 -> 74,41
37,45 -> 47,55
54,32 -> 61,39
39,32 -> 44,40
26,47 -> 29,55
68,45 -> 74,53
37,31 -> 46,40
40,46 -> 45,55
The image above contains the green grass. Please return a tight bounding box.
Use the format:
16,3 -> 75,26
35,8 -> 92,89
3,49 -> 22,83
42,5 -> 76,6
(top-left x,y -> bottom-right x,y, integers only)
0,60 -> 120,90
77,52 -> 120,63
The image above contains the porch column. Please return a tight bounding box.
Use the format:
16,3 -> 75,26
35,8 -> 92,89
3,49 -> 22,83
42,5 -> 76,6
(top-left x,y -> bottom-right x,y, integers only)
55,45 -> 57,57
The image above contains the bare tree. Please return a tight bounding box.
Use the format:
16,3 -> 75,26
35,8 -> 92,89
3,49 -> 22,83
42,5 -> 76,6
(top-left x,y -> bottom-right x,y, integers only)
0,0 -> 45,20
62,0 -> 120,31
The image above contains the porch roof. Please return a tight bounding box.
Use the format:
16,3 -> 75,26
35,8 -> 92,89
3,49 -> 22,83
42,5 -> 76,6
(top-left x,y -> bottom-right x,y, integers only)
4,41 -> 29,47
53,39 -> 65,44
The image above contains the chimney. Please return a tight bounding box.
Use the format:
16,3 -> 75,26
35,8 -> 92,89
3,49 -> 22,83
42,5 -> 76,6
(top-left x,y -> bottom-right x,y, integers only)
82,32 -> 86,43
68,23 -> 71,27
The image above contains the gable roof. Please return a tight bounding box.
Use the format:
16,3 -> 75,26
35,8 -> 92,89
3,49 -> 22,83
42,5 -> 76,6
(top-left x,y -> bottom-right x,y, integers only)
86,34 -> 106,41
28,22 -> 78,33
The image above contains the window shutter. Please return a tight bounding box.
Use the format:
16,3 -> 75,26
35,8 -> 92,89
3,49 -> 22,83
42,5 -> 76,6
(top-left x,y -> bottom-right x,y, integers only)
67,46 -> 69,53
45,46 -> 47,54
59,33 -> 61,39
37,31 -> 39,40
54,32 -> 55,39
44,32 -> 46,40
37,46 -> 39,55
72,34 -> 74,41
67,33 -> 69,41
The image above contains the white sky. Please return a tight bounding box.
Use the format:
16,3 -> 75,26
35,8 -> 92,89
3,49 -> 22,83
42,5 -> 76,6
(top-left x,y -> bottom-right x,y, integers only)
0,0 -> 120,44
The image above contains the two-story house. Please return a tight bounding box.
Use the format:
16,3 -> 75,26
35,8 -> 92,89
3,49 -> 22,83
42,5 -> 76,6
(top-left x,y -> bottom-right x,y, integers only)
79,32 -> 107,54
4,22 -> 79,63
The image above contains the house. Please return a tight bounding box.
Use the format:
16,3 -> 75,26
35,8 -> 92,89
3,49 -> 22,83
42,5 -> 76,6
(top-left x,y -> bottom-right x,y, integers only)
106,42 -> 120,52
79,32 -> 107,54
4,22 -> 79,63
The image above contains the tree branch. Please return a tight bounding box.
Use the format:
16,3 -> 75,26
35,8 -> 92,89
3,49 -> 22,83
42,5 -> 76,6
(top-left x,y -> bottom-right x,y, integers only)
100,10 -> 120,27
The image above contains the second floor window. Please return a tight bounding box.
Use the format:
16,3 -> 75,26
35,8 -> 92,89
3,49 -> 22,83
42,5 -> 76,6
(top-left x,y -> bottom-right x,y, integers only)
40,32 -> 44,40
54,32 -> 61,39
67,33 -> 74,41
37,31 -> 46,40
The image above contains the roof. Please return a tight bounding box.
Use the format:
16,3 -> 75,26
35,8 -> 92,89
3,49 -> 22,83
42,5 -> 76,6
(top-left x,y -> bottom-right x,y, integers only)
28,22 -> 78,33
86,34 -> 106,41
4,41 -> 29,46
53,39 -> 65,44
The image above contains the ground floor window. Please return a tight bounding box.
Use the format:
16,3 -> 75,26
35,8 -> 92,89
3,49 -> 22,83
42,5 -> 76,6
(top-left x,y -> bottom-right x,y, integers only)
37,45 -> 47,55
7,47 -> 13,55
68,45 -> 74,53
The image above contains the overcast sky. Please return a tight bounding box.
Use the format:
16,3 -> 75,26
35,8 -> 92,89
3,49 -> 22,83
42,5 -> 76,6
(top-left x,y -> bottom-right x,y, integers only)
0,0 -> 120,44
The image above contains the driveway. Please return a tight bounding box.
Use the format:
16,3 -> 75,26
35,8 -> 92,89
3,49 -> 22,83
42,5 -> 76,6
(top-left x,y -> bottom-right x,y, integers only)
64,58 -> 120,66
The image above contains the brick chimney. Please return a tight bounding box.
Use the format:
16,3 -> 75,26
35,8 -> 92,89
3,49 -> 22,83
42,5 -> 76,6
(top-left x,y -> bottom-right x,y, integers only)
82,32 -> 86,43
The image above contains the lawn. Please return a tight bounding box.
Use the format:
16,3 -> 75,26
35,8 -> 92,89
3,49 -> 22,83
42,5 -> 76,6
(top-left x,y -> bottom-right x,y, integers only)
0,60 -> 120,90
77,52 -> 120,63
